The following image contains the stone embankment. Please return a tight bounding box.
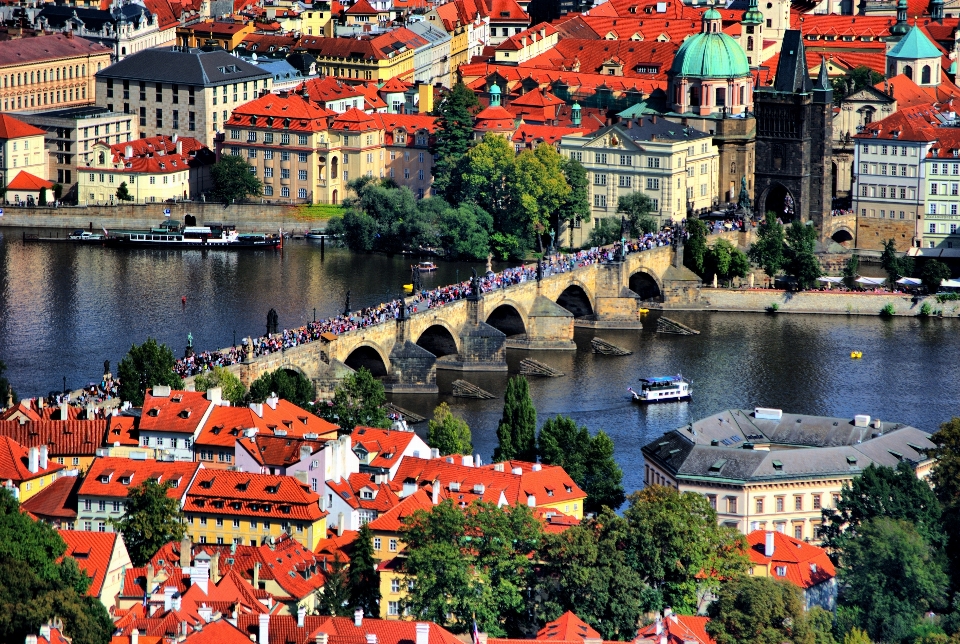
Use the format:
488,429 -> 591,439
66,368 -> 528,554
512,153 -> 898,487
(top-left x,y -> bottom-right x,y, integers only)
0,202 -> 326,233
688,288 -> 960,317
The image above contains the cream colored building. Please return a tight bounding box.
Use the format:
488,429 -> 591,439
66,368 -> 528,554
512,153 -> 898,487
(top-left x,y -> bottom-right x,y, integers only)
560,114 -> 719,238
0,33 -> 112,114
94,47 -> 273,149
642,409 -> 935,542
0,114 -> 52,202
77,134 -> 214,205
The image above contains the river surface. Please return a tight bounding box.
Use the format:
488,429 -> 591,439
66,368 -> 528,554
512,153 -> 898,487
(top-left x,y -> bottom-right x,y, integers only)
2,227 -> 959,496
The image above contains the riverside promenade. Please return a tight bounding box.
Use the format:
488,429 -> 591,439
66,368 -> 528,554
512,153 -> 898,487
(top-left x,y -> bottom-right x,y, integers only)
695,288 -> 960,317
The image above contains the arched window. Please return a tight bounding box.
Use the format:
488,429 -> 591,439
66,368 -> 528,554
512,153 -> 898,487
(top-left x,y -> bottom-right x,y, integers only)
739,85 -> 745,104
922,65 -> 931,84
674,84 -> 682,104
731,161 -> 737,174
716,87 -> 726,106
904,65 -> 913,80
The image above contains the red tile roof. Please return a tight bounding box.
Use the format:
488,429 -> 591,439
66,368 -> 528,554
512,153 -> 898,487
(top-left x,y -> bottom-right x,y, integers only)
327,472 -> 400,512
537,611 -> 601,640
6,171 -> 53,191
376,113 -> 439,145
332,107 -> 380,131
299,76 -> 366,105
0,114 -> 45,139
139,389 -> 214,435
745,530 -> 836,590
350,426 -> 425,469
78,457 -> 201,500
378,75 -> 411,93
184,469 -> 326,522
853,104 -> 941,142
314,528 -> 359,558
0,435 -> 63,483
0,33 -> 111,66
196,401 -> 338,449
183,619 -> 255,644
59,529 -> 119,597
637,615 -> 714,644
20,475 -> 80,520
521,38 -> 677,80
512,123 -> 583,147
234,614 -> 463,644
366,488 -> 433,533
490,0 -> 529,22
236,434 -> 328,468
346,0 -> 378,15
296,27 -> 429,63
474,104 -> 516,131
0,418 -> 113,457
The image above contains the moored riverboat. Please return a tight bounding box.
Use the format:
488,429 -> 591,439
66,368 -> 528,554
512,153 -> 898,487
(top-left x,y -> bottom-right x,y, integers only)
104,222 -> 280,249
629,375 -> 691,403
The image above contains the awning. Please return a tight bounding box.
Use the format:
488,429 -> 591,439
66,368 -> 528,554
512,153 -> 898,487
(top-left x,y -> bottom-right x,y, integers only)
941,279 -> 960,288
896,277 -> 922,285
817,276 -> 843,284
855,277 -> 887,286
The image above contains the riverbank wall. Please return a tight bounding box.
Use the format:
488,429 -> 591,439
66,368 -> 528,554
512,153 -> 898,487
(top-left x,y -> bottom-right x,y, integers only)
687,288 -> 960,317
0,202 -> 328,233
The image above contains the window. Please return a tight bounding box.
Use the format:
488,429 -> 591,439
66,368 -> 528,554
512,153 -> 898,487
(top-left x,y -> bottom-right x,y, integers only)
646,178 -> 659,190
812,495 -> 822,510
281,134 -> 290,145
298,188 -> 307,199
794,525 -> 803,539
83,499 -> 92,511
775,566 -> 787,577
98,500 -> 106,511
298,134 -> 308,146
281,187 -> 290,198
388,601 -> 400,616
298,170 -> 308,181
619,154 -> 632,166
264,133 -> 274,144
708,495 -> 717,510
571,151 -> 582,162
930,223 -> 937,233
647,156 -> 660,168
594,152 -> 607,164
794,496 -> 802,511
281,151 -> 290,161
156,108 -> 162,128
391,578 -> 401,593
727,497 -> 738,513
248,131 -> 257,143
98,522 -> 106,532
932,183 -> 939,195
138,106 -> 146,127
281,169 -> 290,179
756,498 -> 764,513
113,501 -> 122,512
374,537 -> 382,550
594,194 -> 607,208
264,150 -> 274,160
298,152 -> 308,162
594,173 -> 607,185
776,497 -> 784,512
619,175 -> 632,188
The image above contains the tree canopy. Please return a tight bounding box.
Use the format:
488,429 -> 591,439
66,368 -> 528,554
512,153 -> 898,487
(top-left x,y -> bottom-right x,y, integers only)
0,490 -> 113,644
317,367 -> 389,431
348,523 -> 381,618
427,402 -> 472,456
495,375 -> 537,462
921,259 -> 951,292
112,479 -> 187,567
193,365 -> 246,406
926,417 -> 960,575
117,338 -> 184,406
684,218 -> 709,276
832,66 -> 884,103
880,239 -> 914,284
431,82 -> 479,199
706,576 -> 815,644
537,416 -> 625,512
558,157 -> 590,246
624,486 -> 748,613
115,181 -> 133,201
210,154 -> 263,203
749,215 -> 786,279
401,500 -> 543,636
618,192 -> 658,237
248,368 -> 314,408
784,220 -> 823,289
705,238 -> 751,284
315,552 -> 351,616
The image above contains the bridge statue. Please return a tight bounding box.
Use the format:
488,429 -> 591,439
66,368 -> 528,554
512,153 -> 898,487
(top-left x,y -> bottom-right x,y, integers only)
737,176 -> 752,215
343,290 -> 351,316
266,309 -> 279,335
468,268 -> 481,301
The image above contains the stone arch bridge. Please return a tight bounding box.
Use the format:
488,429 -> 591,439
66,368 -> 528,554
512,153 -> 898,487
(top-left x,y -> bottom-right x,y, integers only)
231,244 -> 700,394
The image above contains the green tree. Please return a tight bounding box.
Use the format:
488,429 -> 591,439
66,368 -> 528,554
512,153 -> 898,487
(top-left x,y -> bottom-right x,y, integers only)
0,359 -> 15,407
809,607 -> 838,644
785,220 -> 823,290
559,157 -> 590,246
348,523 -> 381,617
453,134 -> 515,234
843,255 -> 860,279
838,517 -> 949,643
921,260 -> 952,292
843,628 -> 872,644
401,500 -> 543,636
249,368 -> 314,407
427,402 -> 472,456
428,199 -> 492,260
508,144 -> 571,253
582,430 -> 626,513
749,214 -> 787,279
706,239 -> 750,284
684,218 -> 709,275
927,418 -> 960,576
112,479 -> 187,566
431,82 -> 480,198
625,486 -> 749,613
315,552 -> 351,616
881,239 -> 914,284
116,181 -> 133,201
706,576 -> 815,644
618,191 -> 657,237
832,66 -> 884,102
495,375 -> 537,462
537,416 -> 625,512
820,462 -> 945,556
193,365 -> 246,406
589,218 -> 622,247
318,367 -> 389,431
535,508 -> 653,640
0,490 -> 113,644
211,154 -> 263,203
117,338 -> 184,406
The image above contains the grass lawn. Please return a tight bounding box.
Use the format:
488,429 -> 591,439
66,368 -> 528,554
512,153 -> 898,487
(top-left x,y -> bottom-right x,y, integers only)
297,204 -> 344,220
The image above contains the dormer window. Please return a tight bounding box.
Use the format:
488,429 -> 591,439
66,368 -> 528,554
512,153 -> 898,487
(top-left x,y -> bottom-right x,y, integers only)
178,410 -> 191,419
171,396 -> 182,403
775,566 -> 787,576
147,408 -> 160,417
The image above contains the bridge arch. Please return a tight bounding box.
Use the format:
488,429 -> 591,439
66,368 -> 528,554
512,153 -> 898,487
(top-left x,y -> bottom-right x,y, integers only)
344,343 -> 390,377
629,269 -> 664,301
486,302 -> 527,337
556,283 -> 595,317
416,323 -> 460,357
831,227 -> 854,246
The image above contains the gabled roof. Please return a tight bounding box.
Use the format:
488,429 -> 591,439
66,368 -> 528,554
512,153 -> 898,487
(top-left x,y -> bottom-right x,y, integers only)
537,611 -> 601,640
196,400 -> 338,448
474,104 -> 516,131
182,619 -> 253,644
637,615 -> 715,644
78,457 -> 201,500
21,475 -> 80,519
854,104 -> 941,141
332,107 -> 380,131
7,171 -> 53,192
235,434 -> 327,468
350,426 -> 425,469
234,614 -> 464,644
59,529 -> 120,597
366,487 -> 434,533
0,435 -> 63,483
746,530 -> 836,590
346,0 -> 379,14
0,114 -> 45,139
139,389 -> 213,435
0,418 -> 113,456
184,469 -> 326,522
327,472 -> 399,512
490,0 -> 529,22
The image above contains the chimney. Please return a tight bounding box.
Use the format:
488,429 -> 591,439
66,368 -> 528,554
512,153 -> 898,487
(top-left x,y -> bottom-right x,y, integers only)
527,495 -> 536,507
131,629 -> 139,644
316,634 -> 330,644
198,604 -> 213,623
172,593 -> 182,611
176,139 -> 183,155
206,387 -> 222,405
297,605 -> 306,628
27,447 -> 38,473
266,394 -> 279,410
38,445 -> 48,470
125,144 -> 133,158
430,448 -> 439,459
764,531 -> 775,557
210,551 -> 220,583
626,120 -> 632,128
191,555 -> 209,595
258,613 -> 270,644
253,562 -> 261,588
651,115 -> 657,124
431,478 -> 440,505
146,563 -> 155,592
416,623 -> 430,644
354,608 -> 364,627
366,636 -> 377,644
250,402 -> 264,418
163,586 -> 176,612
180,535 -> 192,567
461,455 -> 474,467
59,401 -> 68,420
337,512 -> 345,537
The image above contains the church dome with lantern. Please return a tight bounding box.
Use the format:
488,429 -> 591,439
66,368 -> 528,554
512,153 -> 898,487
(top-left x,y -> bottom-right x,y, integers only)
668,8 -> 754,116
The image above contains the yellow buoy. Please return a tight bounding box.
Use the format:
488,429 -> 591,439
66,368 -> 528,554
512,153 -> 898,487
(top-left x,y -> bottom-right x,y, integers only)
850,351 -> 862,359
403,284 -> 413,293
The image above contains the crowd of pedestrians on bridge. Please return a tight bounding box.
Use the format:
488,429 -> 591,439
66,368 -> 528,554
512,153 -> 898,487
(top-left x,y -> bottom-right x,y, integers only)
173,230 -> 676,377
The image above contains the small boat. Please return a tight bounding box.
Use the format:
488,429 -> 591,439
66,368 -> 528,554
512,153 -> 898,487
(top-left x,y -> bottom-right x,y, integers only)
629,375 -> 691,404
403,283 -> 414,293
68,230 -> 106,242
305,228 -> 326,239
417,261 -> 437,272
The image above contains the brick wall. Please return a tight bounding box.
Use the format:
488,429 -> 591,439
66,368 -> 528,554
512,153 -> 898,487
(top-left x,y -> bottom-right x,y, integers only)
855,216 -> 915,251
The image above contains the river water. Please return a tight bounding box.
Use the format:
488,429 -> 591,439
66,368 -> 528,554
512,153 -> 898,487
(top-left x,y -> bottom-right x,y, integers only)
2,227 -> 959,495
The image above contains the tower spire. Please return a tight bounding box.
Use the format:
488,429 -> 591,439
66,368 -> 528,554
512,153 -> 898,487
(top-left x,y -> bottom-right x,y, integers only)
891,0 -> 909,36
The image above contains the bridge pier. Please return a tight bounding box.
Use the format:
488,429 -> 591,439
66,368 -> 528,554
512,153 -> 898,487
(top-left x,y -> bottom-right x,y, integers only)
506,293 -> 576,350
382,303 -> 439,394
437,297 -> 508,371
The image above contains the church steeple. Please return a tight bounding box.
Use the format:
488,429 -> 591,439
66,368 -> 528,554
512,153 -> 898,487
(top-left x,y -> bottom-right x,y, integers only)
932,0 -> 944,22
813,56 -> 833,104
890,0 -> 909,37
742,0 -> 763,26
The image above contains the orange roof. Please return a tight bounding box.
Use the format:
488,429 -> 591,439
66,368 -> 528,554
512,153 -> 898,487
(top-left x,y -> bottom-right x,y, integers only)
375,113 -> 439,146
0,113 -> 45,139
299,76 -> 366,105
366,487 -> 434,533
350,426 -> 425,469
236,434 -> 328,468
537,611 -> 601,640
0,418 -> 114,457
637,615 -> 715,644
512,123 -> 583,146
139,389 -> 214,435
196,400 -> 337,449
21,475 -> 80,520
345,0 -> 378,14
327,472 -> 400,512
78,457 -> 201,500
79,135 -> 210,176
854,104 -> 941,141
314,528 -> 359,558
59,529 -> 119,597
474,104 -> 516,131
745,530 -> 836,590
332,107 -> 380,131
182,619 -> 253,644
228,91 -> 336,132
379,75 -> 411,93
234,613 -> 464,644
490,0 -> 529,22
7,171 -> 53,192
184,469 -> 327,522
0,435 -> 63,483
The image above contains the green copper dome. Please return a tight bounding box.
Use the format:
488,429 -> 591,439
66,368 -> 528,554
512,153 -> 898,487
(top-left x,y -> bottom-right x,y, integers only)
703,7 -> 722,18
670,30 -> 751,78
